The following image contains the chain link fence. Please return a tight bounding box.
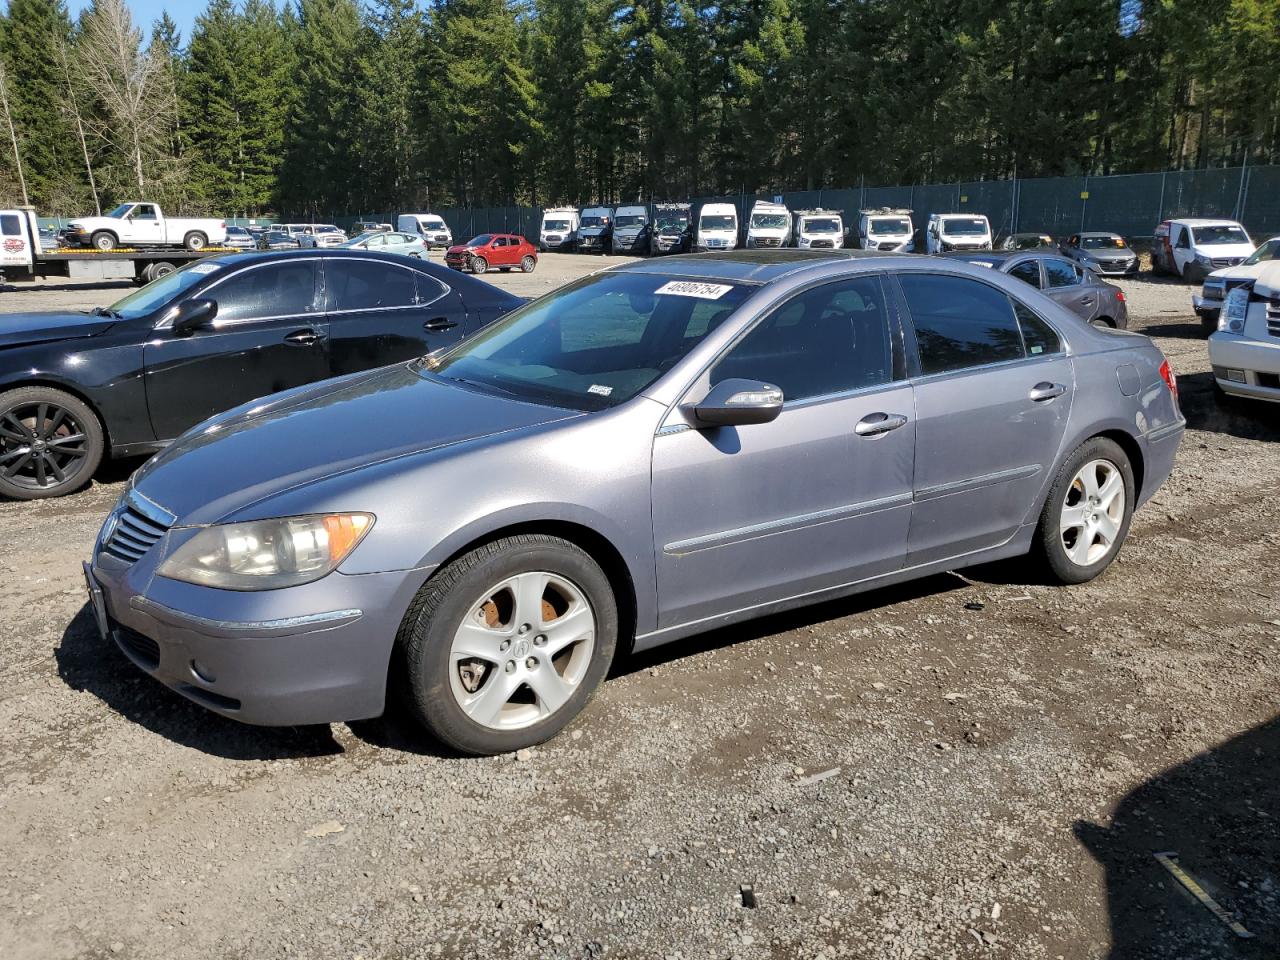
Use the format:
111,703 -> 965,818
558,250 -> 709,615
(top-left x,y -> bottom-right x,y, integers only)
330,164 -> 1277,248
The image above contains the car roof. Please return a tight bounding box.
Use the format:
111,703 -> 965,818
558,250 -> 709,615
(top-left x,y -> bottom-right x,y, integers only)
1077,231 -> 1123,238
612,249 -> 897,283
1168,218 -> 1244,227
205,249 -> 442,268
939,250 -> 1033,264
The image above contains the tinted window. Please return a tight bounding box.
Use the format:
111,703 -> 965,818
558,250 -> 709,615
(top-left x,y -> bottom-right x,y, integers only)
900,274 -> 1023,375
1,214 -> 20,235
1012,301 -> 1062,357
210,262 -> 318,323
1044,259 -> 1081,288
326,260 -> 417,311
1008,260 -> 1042,288
713,276 -> 892,401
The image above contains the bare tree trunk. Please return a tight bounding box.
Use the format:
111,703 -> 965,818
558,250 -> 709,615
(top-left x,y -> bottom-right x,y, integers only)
0,61 -> 30,207
55,40 -> 101,215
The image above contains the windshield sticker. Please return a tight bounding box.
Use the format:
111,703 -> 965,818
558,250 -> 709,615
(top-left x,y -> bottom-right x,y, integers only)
588,384 -> 614,397
188,262 -> 220,274
655,281 -> 734,300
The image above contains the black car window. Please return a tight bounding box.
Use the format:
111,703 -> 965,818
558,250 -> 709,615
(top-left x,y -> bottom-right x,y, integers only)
900,273 -> 1024,375
326,260 -> 418,311
1007,260 -> 1042,288
1012,300 -> 1062,357
1045,259 -> 1081,288
712,276 -> 892,401
208,261 -> 318,323
1,214 -> 20,235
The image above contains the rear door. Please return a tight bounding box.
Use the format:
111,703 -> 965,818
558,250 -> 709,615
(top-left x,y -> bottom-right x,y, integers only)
144,259 -> 328,439
897,271 -> 1073,565
323,257 -> 469,376
1042,257 -> 1099,322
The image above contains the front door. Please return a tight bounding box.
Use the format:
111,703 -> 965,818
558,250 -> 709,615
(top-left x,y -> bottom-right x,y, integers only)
1042,257 -> 1099,322
323,257 -> 471,376
651,275 -> 915,628
144,259 -> 328,439
896,271 -> 1073,565
128,204 -> 164,245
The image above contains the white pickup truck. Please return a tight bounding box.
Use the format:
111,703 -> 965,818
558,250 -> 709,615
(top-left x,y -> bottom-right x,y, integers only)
64,202 -> 227,252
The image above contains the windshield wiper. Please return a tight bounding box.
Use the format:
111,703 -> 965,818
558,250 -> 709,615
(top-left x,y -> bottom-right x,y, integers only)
90,306 -> 122,319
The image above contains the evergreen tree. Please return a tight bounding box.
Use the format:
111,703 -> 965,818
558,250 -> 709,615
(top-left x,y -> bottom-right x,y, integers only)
358,0 -> 424,211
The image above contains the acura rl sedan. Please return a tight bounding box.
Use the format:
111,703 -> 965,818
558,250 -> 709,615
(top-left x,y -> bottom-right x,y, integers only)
0,249 -> 523,499
86,250 -> 1185,755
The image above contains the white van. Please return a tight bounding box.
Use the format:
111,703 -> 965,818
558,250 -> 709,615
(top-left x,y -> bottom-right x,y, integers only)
746,201 -> 790,248
539,207 -> 579,251
397,213 -> 453,249
792,209 -> 844,250
925,213 -> 992,253
1151,218 -> 1254,283
857,208 -> 915,251
695,203 -> 738,251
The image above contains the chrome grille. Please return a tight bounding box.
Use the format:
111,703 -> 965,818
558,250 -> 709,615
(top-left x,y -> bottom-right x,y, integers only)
1267,301 -> 1280,338
1212,257 -> 1244,268
809,239 -> 835,249
753,237 -> 782,248
101,490 -> 175,564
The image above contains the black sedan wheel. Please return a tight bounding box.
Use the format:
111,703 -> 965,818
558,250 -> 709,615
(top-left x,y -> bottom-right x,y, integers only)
0,387 -> 104,500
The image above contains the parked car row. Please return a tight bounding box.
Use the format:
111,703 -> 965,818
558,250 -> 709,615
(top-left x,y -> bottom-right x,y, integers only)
64,246 -> 1183,756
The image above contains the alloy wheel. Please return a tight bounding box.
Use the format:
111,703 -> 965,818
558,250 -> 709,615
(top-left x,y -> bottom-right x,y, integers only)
0,401 -> 91,490
1060,459 -> 1125,567
449,571 -> 596,730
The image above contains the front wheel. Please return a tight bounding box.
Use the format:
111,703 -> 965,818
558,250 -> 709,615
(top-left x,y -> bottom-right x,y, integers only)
521,255 -> 536,273
1032,437 -> 1134,584
91,231 -> 116,251
398,534 -> 618,755
0,386 -> 105,500
470,256 -> 488,275
183,232 -> 207,251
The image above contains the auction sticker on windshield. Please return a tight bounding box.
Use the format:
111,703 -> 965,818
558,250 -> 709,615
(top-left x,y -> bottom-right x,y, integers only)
655,281 -> 734,299
188,262 -> 221,274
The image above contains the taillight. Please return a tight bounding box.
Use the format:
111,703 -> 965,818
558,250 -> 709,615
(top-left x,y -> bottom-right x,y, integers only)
1114,289 -> 1125,302
1159,358 -> 1178,404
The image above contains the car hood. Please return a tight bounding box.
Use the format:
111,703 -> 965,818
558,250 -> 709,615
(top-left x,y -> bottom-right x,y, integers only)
1208,261 -> 1270,281
131,364 -> 581,526
0,311 -> 117,349
446,244 -> 480,254
1199,243 -> 1256,260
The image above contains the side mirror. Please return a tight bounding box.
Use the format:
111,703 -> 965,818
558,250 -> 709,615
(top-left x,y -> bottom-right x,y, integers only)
685,378 -> 784,428
171,298 -> 218,336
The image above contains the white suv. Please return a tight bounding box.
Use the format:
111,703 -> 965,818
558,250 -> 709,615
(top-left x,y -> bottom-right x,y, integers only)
1209,261 -> 1280,403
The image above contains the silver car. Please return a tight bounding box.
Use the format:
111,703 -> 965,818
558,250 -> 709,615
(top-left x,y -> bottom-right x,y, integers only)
86,251 -> 1184,755
945,251 -> 1129,328
1059,232 -> 1139,277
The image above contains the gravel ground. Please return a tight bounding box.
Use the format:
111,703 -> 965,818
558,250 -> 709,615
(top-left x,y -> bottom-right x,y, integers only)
1,257 -> 1278,960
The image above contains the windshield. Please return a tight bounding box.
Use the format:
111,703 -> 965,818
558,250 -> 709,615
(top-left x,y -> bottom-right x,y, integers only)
801,218 -> 840,233
941,218 -> 989,236
1080,235 -> 1127,250
580,216 -> 607,228
424,220 -> 445,229
425,272 -> 754,411
615,215 -> 646,227
342,232 -> 380,247
751,214 -> 789,229
543,220 -> 571,231
1193,225 -> 1250,245
1244,238 -> 1280,265
106,259 -> 220,320
656,215 -> 688,232
468,234 -> 493,246
700,215 -> 735,231
869,218 -> 911,235
106,204 -> 132,219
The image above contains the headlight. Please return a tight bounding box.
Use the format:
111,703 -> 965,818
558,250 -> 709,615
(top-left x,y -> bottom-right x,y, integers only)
158,513 -> 373,591
1195,253 -> 1212,266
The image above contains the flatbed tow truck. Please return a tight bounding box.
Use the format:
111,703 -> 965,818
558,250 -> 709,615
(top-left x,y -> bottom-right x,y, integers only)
1,207 -> 236,286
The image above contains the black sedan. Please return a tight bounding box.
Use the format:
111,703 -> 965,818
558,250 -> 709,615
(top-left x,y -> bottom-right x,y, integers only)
0,249 -> 524,499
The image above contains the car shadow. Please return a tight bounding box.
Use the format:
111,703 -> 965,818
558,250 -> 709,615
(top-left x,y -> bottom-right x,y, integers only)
1075,715 -> 1279,958
55,604 -> 345,761
1176,372 -> 1280,443
1140,322 -> 1208,340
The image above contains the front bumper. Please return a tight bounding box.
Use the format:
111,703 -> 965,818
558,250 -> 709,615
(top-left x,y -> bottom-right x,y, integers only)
1088,261 -> 1139,276
1192,293 -> 1223,316
1208,332 -> 1280,402
89,546 -> 432,726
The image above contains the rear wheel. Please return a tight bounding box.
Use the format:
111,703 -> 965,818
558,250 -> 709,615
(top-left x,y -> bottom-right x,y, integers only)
470,256 -> 488,275
0,386 -> 104,500
521,255 -> 536,273
1090,317 -> 1115,329
398,534 -> 618,755
1032,437 -> 1134,584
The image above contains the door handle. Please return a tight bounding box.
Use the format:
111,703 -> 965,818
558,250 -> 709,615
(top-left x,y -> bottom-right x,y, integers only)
424,316 -> 459,332
1079,296 -> 1094,305
855,412 -> 908,437
1029,381 -> 1066,402
284,328 -> 323,345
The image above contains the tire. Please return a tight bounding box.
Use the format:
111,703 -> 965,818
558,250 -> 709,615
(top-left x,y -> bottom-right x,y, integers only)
91,231 -> 116,252
1032,437 -> 1135,585
1089,317 -> 1115,329
1199,311 -> 1218,336
183,232 -> 207,252
470,256 -> 488,275
0,386 -> 105,500
521,255 -> 536,273
397,534 -> 618,755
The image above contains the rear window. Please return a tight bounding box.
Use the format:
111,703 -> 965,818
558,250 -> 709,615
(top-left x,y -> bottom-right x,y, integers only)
1,214 -> 21,236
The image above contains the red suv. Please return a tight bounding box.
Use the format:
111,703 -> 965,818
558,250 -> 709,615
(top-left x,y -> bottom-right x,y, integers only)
445,233 -> 539,275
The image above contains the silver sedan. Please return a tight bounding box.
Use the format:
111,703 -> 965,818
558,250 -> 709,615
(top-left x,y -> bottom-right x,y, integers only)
87,251 -> 1184,755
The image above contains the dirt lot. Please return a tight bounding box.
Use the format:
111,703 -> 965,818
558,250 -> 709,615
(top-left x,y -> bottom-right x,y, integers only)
1,254 -> 1277,960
